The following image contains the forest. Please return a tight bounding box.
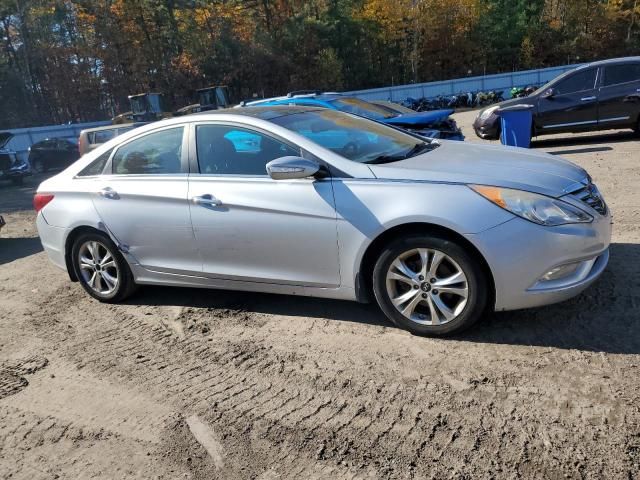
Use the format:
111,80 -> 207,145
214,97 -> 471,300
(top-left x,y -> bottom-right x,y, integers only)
1,0 -> 639,128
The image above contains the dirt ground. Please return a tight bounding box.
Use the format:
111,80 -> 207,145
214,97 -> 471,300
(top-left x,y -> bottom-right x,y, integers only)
1,111 -> 639,479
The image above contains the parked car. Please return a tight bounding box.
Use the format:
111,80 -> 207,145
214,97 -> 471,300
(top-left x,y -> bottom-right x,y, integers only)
0,132 -> 31,185
35,106 -> 610,336
28,138 -> 80,173
78,123 -> 148,155
371,100 -> 422,114
243,92 -> 464,140
474,56 -> 640,140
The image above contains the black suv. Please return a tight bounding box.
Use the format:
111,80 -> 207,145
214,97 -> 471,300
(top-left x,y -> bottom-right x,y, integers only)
474,57 -> 640,140
28,138 -> 80,173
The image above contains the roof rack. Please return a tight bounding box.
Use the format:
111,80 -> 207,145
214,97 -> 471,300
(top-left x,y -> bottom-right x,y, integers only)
286,90 -> 324,98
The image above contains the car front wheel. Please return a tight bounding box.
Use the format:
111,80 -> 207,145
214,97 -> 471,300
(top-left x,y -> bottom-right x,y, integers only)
71,232 -> 137,303
372,234 -> 488,336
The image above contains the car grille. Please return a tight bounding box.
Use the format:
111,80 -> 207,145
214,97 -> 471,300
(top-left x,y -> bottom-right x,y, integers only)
569,180 -> 607,216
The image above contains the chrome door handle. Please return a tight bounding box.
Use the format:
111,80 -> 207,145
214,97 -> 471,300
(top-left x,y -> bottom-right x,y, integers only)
580,96 -> 597,101
98,187 -> 119,199
192,194 -> 222,206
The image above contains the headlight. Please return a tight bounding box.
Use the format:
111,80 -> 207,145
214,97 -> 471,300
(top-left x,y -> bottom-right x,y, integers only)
470,185 -> 593,226
478,106 -> 498,122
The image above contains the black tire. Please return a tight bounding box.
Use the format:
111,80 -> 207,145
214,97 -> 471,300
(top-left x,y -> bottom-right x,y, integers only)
10,176 -> 23,186
372,234 -> 488,336
71,231 -> 137,303
32,158 -> 46,174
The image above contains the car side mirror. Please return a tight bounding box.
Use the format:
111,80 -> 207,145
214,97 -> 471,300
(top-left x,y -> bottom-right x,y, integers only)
541,88 -> 555,99
266,156 -> 321,180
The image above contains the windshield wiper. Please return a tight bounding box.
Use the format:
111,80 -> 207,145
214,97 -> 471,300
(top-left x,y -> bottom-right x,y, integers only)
365,142 -> 436,165
402,142 -> 433,159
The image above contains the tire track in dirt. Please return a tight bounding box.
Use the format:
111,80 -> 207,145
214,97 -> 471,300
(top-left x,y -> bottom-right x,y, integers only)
20,281 -> 640,479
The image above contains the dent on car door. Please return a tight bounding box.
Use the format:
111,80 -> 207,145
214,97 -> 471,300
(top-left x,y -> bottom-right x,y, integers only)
598,63 -> 640,128
90,125 -> 201,274
187,123 -> 341,287
537,68 -> 599,132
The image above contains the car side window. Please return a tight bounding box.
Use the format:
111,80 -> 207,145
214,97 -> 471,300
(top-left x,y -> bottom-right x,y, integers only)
554,69 -> 597,95
603,64 -> 640,87
93,130 -> 116,144
77,148 -> 113,177
195,124 -> 300,175
111,127 -> 184,175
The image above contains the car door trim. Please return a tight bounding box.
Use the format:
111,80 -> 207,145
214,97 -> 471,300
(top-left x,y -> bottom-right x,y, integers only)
599,116 -> 631,123
542,120 -> 598,129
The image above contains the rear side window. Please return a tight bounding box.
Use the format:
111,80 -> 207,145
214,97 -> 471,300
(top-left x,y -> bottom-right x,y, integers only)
112,127 -> 184,175
77,148 -> 113,177
92,130 -> 116,144
603,63 -> 640,87
554,69 -> 597,95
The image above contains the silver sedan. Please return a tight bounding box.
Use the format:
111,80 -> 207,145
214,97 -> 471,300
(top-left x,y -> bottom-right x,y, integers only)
35,106 -> 611,336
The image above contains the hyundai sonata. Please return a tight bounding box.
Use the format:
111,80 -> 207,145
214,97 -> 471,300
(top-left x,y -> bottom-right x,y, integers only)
35,106 -> 611,336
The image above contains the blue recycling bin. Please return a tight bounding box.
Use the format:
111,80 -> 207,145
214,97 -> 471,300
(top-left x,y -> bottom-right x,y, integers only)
498,104 -> 534,148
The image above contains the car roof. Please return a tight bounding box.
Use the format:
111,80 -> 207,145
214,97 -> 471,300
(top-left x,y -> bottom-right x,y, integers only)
80,123 -> 146,134
245,93 -> 343,106
580,56 -> 640,69
196,105 -> 324,120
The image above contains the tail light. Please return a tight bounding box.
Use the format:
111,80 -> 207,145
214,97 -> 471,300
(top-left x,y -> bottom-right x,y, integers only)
34,193 -> 54,212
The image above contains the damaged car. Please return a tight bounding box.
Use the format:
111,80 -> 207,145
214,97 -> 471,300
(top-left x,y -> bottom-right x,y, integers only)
0,132 -> 31,186
242,92 -> 464,140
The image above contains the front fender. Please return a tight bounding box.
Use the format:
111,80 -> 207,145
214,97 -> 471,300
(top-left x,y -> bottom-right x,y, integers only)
331,179 -> 514,290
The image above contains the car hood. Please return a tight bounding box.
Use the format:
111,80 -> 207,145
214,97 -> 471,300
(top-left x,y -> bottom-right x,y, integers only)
383,109 -> 454,126
478,96 -> 536,117
367,140 -> 588,198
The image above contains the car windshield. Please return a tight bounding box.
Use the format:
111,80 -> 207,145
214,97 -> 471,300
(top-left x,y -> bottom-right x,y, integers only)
271,109 -> 437,164
328,97 -> 398,121
376,103 -> 416,113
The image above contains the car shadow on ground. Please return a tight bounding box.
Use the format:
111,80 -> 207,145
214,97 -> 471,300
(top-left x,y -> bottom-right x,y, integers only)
0,237 -> 43,265
532,129 -> 636,150
128,242 -> 638,355
1,178 -> 40,212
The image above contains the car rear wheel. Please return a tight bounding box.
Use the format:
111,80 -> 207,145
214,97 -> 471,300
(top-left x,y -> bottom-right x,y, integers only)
372,234 -> 488,336
71,232 -> 137,303
32,158 -> 46,174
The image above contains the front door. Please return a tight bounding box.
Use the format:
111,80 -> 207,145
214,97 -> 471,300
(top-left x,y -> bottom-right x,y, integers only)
188,122 -> 340,287
598,62 -> 640,129
537,67 -> 599,133
91,125 -> 200,274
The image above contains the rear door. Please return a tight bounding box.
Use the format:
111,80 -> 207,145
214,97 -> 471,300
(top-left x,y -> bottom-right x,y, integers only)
597,62 -> 640,129
91,125 -> 200,274
536,67 -> 599,133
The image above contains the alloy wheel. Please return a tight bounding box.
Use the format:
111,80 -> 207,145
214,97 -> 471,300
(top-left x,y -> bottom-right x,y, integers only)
385,248 -> 468,326
78,240 -> 119,295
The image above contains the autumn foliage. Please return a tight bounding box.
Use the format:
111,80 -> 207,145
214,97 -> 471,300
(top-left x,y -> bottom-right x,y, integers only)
1,0 -> 639,128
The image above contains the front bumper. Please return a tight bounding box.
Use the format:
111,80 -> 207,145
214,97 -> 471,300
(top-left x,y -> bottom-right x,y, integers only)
467,212 -> 612,311
473,115 -> 500,140
0,164 -> 32,181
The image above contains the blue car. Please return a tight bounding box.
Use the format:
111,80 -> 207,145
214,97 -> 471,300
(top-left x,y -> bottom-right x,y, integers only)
241,92 -> 464,141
